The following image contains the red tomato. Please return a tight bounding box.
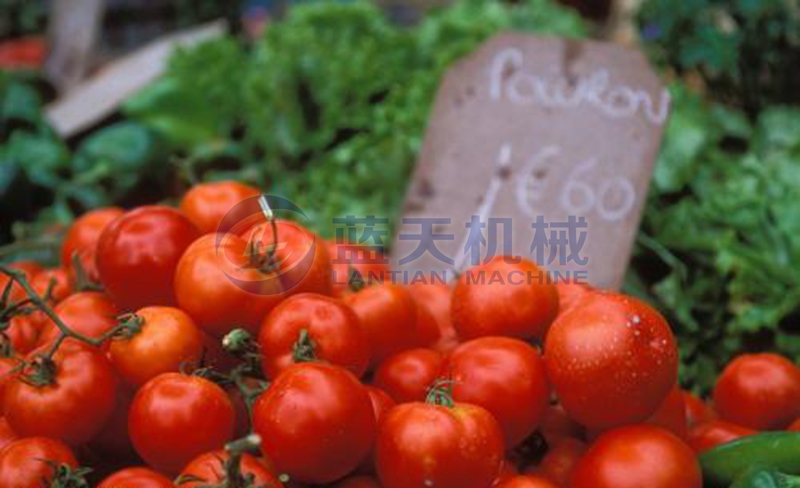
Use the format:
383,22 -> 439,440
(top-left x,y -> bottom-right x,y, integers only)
539,404 -> 584,445
0,357 -> 20,411
713,353 -> 800,430
445,337 -> 549,447
179,180 -> 260,233
96,205 -> 201,310
544,291 -> 678,429
174,233 -> 284,337
554,280 -> 592,316
4,315 -> 39,355
683,390 -> 716,428
533,437 -> 586,486
179,450 -> 282,488
646,385 -> 688,439
243,219 -> 333,297
412,303 -> 442,349
128,373 -> 235,474
328,241 -> 391,298
343,284 -> 417,368
334,476 -> 382,488
4,340 -> 117,445
37,291 -> 119,349
29,268 -> 72,303
373,348 -> 444,403
0,417 -> 18,451
0,37 -> 47,69
253,362 -> 376,484
109,306 -> 204,387
789,419 -> 800,432
0,437 -> 77,488
259,293 -> 370,379
494,462 -> 519,485
359,385 -> 397,473
407,282 -> 458,354
376,401 -> 504,488
570,425 -> 701,488
0,261 -> 43,303
452,257 -> 558,341
494,475 -> 559,488
61,207 -> 124,284
687,419 -> 757,454
97,467 -> 175,488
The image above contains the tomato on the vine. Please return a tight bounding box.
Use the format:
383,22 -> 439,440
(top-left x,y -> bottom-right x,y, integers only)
0,437 -> 78,488
570,425 -> 701,488
179,180 -> 260,234
4,340 -> 118,446
96,205 -> 201,310
452,257 -> 558,341
109,306 -> 204,387
258,293 -> 370,379
36,291 -> 119,349
61,207 -> 124,283
0,417 -> 18,451
373,348 -> 443,403
29,267 -> 72,303
253,362 -> 376,484
544,291 -> 678,429
376,400 -> 504,488
179,450 -> 283,488
4,315 -> 39,355
0,261 -> 43,303
97,467 -> 176,488
445,337 -> 549,447
494,475 -> 559,488
128,373 -> 235,474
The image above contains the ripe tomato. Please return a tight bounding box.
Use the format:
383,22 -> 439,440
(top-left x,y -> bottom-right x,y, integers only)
343,284 -> 417,368
4,340 -> 117,445
544,291 -> 678,429
0,437 -> 77,488
37,291 -> 119,349
97,467 -> 175,488
259,293 -> 370,379
96,205 -> 201,310
494,475 -> 559,488
495,462 -> 519,485
373,348 -> 443,403
645,385 -> 688,438
0,261 -> 43,303
0,417 -> 18,451
789,419 -> 800,431
359,385 -> 397,472
539,404 -> 584,444
570,425 -> 701,488
0,356 -> 20,410
245,219 -> 333,297
4,315 -> 39,355
328,241 -> 391,298
687,419 -> 756,454
683,390 -> 716,428
109,306 -> 204,387
128,373 -> 235,474
179,450 -> 282,488
407,282 -> 458,354
554,280 -> 592,316
179,180 -> 260,233
253,362 -> 376,484
376,401 -> 504,488
445,337 -> 549,447
412,303 -> 442,349
174,233 -> 284,337
61,207 -> 124,283
533,437 -> 586,486
452,257 -> 558,341
29,267 -> 72,303
333,476 -> 382,488
713,353 -> 800,430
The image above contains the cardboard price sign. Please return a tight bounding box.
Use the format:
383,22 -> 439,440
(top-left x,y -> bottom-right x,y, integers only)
392,33 -> 670,288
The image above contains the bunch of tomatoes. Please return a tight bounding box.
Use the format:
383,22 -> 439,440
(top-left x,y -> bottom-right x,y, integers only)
0,180 -> 798,488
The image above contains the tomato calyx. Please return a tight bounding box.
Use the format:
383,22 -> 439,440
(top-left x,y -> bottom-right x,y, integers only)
45,460 -> 92,488
291,328 -> 317,363
348,265 -> 367,292
111,312 -> 145,340
426,378 -> 456,408
177,434 -> 265,488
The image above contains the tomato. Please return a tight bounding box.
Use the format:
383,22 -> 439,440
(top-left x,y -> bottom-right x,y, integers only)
0,36 -> 47,69
687,419 -> 757,454
789,419 -> 800,432
713,353 -> 800,430
243,219 -> 333,298
407,282 -> 458,354
683,390 -> 716,428
452,257 -> 558,341
570,425 -> 701,488
359,385 -> 397,473
645,385 -> 688,439
554,280 -> 592,316
97,467 -> 175,488
373,348 -> 443,404
0,356 -> 20,411
0,437 -> 77,488
179,180 -> 261,234
0,261 -> 43,303
259,293 -> 370,379
61,207 -> 124,284
494,462 -> 519,485
494,475 -> 559,488
96,205 -> 201,310
333,476 -> 382,488
29,268 -> 72,303
4,315 -> 39,355
533,437 -> 586,486
328,241 -> 391,298
4,340 -> 117,445
109,306 -> 204,387
445,337 -> 549,447
376,401 -> 504,488
129,373 -> 235,474
343,284 -> 417,368
539,404 -> 584,445
0,417 -> 18,451
412,303 -> 442,349
179,450 -> 282,488
253,362 -> 376,484
174,233 -> 284,337
37,291 -> 119,349
544,291 -> 678,429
